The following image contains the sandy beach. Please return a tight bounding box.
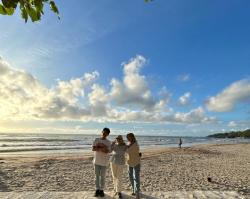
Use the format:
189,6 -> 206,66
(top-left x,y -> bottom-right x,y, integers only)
0,143 -> 249,198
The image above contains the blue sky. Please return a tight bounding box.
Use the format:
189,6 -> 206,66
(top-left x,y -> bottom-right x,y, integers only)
0,0 -> 250,136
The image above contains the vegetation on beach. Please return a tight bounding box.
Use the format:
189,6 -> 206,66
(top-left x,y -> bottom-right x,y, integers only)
208,129 -> 250,138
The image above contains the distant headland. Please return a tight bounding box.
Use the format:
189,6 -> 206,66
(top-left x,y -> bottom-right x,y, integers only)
208,129 -> 250,138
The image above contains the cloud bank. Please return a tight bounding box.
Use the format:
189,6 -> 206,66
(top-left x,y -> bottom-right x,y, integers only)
0,56 -> 215,124
206,79 -> 250,112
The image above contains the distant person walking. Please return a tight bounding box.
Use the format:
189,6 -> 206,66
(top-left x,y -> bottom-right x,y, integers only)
92,128 -> 111,197
179,138 -> 182,149
110,135 -> 127,199
126,133 -> 141,199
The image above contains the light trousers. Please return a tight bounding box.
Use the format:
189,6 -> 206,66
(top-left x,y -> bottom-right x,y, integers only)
94,164 -> 107,190
110,162 -> 124,192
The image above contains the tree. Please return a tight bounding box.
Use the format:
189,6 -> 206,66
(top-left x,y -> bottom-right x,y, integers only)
0,0 -> 153,23
0,0 -> 59,22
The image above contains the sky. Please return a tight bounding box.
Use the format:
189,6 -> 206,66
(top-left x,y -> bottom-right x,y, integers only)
0,0 -> 250,136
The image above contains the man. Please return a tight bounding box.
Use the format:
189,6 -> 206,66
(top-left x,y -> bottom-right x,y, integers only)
92,127 -> 111,197
179,137 -> 182,149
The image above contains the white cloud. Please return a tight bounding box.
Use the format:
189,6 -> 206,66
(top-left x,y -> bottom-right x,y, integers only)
0,56 -> 215,125
107,106 -> 215,124
88,84 -> 109,117
162,107 -> 215,124
55,71 -> 99,103
110,55 -> 156,109
206,79 -> 250,112
0,58 -> 95,120
228,121 -> 237,127
177,74 -> 190,82
158,87 -> 172,103
227,120 -> 250,130
33,96 -> 91,119
178,92 -> 191,106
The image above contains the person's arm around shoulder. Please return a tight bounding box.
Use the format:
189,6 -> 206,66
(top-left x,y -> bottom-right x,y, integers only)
101,146 -> 109,153
110,140 -> 116,152
106,140 -> 112,153
124,144 -> 128,152
100,140 -> 111,153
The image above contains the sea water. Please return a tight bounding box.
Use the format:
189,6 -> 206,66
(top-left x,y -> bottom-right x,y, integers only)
0,133 -> 249,156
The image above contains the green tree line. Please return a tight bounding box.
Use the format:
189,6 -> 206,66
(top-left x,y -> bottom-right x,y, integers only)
208,129 -> 250,138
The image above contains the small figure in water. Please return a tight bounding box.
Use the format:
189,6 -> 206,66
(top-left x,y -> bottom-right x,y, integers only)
178,138 -> 182,149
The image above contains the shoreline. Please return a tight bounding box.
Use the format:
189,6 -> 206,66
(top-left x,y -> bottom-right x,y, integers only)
1,134 -> 249,157
0,142 -> 248,159
0,142 -> 249,163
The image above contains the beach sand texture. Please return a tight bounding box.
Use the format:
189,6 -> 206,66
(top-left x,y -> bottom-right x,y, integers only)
0,191 -> 245,199
0,143 -> 249,198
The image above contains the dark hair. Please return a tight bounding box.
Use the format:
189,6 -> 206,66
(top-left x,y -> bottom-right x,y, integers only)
126,133 -> 137,144
102,127 -> 110,135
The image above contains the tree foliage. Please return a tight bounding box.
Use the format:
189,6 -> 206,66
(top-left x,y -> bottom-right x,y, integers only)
208,129 -> 250,138
0,0 -> 153,23
0,0 -> 59,22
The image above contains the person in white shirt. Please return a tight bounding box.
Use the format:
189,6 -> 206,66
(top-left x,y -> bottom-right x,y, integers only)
110,135 -> 127,199
92,128 -> 111,197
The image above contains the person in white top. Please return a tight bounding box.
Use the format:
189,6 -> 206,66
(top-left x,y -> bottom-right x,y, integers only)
92,128 -> 111,197
110,135 -> 127,199
126,133 -> 141,199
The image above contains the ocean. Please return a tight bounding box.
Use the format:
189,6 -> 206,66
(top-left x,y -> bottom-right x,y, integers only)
0,133 -> 249,156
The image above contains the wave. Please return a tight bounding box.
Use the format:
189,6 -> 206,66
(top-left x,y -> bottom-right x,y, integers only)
0,138 -> 79,142
0,143 -> 71,147
0,146 -> 87,153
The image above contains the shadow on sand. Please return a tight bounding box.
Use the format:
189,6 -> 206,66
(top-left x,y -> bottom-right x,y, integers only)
0,170 -> 11,191
210,179 -> 250,197
102,192 -> 159,199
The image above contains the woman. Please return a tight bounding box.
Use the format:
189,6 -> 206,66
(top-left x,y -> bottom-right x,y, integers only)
110,135 -> 127,199
126,133 -> 141,199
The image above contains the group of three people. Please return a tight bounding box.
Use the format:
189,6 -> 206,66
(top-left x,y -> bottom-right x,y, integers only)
92,128 -> 141,198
